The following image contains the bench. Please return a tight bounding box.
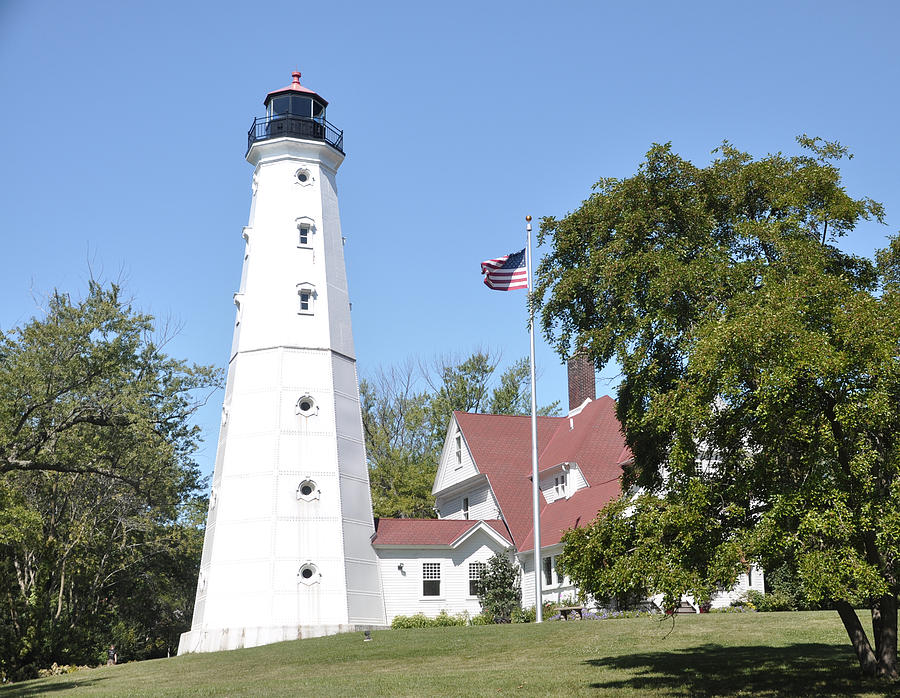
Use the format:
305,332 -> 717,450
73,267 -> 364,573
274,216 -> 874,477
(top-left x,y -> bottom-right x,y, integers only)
557,605 -> 585,620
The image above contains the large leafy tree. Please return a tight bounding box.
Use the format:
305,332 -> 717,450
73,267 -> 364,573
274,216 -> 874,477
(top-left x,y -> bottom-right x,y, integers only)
0,282 -> 220,679
362,352 -> 559,518
536,137 -> 900,679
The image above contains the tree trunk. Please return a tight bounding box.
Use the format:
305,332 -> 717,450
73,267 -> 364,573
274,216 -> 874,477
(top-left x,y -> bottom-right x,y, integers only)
875,593 -> 899,679
836,601 -> 878,676
872,604 -> 883,657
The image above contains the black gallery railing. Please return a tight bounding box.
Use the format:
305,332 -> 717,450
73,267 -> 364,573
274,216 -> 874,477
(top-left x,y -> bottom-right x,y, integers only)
247,116 -> 344,153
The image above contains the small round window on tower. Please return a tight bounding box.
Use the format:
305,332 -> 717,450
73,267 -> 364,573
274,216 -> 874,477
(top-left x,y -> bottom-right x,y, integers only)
296,478 -> 319,501
296,395 -> 317,417
298,563 -> 319,585
296,168 -> 313,186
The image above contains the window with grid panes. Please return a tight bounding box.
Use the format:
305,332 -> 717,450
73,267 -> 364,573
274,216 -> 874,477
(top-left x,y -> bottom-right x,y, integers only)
423,563 -> 441,596
469,562 -> 486,596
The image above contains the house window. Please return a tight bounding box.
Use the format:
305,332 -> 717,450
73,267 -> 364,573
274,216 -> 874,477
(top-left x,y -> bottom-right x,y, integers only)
455,433 -> 462,467
747,568 -> 753,587
299,224 -> 310,246
462,497 -> 469,520
542,556 -> 554,586
554,473 -> 567,498
423,563 -> 441,596
469,562 -> 486,596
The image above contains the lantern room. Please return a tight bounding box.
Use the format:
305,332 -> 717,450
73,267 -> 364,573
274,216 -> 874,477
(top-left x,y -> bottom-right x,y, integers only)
247,71 -> 344,154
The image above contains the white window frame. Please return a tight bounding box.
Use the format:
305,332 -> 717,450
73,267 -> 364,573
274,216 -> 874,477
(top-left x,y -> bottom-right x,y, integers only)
422,562 -> 441,598
542,555 -> 556,587
296,282 -> 316,315
468,562 -> 486,597
296,216 -> 315,249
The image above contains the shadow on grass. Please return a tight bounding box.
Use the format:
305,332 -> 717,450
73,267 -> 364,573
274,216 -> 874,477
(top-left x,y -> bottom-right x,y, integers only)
586,643 -> 900,696
0,675 -> 108,696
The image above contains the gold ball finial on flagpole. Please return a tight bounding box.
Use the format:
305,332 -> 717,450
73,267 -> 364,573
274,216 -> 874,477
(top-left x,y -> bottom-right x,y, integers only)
525,215 -> 532,222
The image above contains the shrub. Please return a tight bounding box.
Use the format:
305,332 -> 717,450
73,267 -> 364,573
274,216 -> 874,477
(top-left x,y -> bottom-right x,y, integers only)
512,601 -> 559,623
391,613 -> 431,629
746,589 -> 796,612
390,611 -> 470,629
477,552 -> 521,623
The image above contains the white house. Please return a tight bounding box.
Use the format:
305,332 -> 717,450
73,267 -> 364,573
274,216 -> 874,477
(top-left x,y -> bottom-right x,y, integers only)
371,359 -> 763,620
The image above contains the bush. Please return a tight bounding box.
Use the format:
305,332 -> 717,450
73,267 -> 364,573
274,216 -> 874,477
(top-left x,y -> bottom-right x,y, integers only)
746,589 -> 796,612
477,552 -> 521,623
512,601 -> 559,623
390,611 -> 470,629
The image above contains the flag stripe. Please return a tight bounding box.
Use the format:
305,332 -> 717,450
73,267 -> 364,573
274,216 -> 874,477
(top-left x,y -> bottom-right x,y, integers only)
481,248 -> 528,291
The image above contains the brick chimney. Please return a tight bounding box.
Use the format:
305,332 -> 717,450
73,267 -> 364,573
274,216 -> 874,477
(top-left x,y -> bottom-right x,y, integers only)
567,352 -> 596,412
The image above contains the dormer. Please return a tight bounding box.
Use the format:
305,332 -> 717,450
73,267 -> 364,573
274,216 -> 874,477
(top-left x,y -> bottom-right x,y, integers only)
537,462 -> 588,503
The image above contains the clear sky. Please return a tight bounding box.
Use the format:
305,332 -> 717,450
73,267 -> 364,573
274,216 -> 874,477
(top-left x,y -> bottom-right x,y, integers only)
2,1 -> 898,478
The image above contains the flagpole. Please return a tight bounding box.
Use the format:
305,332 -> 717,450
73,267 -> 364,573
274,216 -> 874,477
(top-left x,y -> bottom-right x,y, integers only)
525,214 -> 542,623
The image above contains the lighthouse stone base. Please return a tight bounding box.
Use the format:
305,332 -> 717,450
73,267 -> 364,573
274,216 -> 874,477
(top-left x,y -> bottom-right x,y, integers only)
178,622 -> 388,654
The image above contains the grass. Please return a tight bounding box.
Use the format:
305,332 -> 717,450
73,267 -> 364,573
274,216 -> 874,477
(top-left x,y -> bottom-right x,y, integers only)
4,611 -> 900,697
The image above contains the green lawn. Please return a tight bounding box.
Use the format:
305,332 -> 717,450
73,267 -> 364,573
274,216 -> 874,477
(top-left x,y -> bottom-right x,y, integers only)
4,611 -> 900,697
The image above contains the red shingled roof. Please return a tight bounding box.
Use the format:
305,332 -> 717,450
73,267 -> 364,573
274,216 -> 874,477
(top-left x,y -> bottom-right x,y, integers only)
372,518 -> 511,547
454,396 -> 629,551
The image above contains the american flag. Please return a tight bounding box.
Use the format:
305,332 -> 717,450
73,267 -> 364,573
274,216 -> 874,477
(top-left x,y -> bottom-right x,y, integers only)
481,248 -> 528,291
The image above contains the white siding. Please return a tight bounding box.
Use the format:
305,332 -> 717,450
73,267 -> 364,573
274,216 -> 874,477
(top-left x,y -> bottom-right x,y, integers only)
433,419 -> 479,493
435,482 -> 500,521
569,466 -> 588,492
376,530 -> 507,622
516,546 -> 579,609
710,564 -> 766,608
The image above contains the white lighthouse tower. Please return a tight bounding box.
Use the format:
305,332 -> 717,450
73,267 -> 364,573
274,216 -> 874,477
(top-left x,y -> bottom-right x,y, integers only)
179,73 -> 386,654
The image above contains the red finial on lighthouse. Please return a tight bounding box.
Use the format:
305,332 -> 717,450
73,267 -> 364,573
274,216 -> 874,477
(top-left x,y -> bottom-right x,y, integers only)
292,71 -> 302,85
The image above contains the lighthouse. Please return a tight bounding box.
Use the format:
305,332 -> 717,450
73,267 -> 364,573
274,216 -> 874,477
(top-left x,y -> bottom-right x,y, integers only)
179,73 -> 387,654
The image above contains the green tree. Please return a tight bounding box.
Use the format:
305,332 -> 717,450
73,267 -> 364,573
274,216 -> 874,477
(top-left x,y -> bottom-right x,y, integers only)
477,551 -> 521,623
0,282 -> 219,679
362,352 -> 560,519
538,137 -> 900,679
361,362 -> 436,519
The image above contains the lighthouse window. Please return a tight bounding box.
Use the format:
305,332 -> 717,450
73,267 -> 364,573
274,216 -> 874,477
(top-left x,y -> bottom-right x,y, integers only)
298,563 -> 319,585
299,224 -> 310,245
297,283 -> 316,314
296,395 -> 318,417
296,478 -> 319,501
271,96 -> 290,117
291,96 -> 312,117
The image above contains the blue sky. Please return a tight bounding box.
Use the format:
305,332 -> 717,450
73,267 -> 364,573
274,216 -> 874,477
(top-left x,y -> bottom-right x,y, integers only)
2,1 -> 898,477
